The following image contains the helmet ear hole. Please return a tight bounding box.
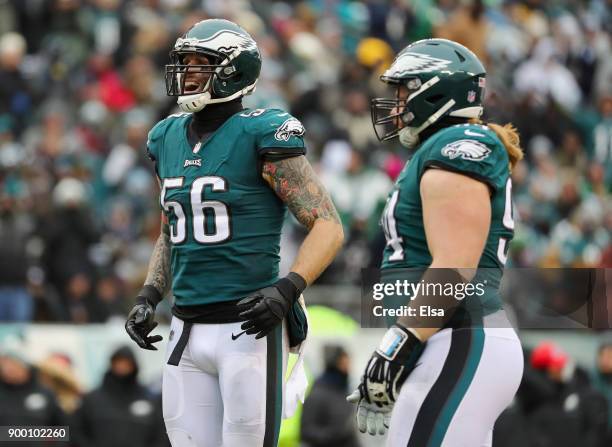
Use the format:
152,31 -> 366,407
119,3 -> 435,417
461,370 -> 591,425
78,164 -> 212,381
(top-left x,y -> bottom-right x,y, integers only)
425,94 -> 444,105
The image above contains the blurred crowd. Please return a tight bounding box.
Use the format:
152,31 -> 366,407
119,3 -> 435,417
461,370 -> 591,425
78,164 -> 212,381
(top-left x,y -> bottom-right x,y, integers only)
0,0 -> 610,324
1,337 -> 611,447
0,339 -> 170,446
299,339 -> 612,447
494,339 -> 612,447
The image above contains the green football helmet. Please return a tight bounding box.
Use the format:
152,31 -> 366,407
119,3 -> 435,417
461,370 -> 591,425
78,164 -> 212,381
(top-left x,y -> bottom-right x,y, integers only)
371,38 -> 486,148
165,19 -> 261,113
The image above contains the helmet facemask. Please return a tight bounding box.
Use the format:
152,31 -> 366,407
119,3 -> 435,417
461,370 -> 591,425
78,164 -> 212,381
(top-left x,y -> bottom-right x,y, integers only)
166,50 -> 240,96
371,78 -> 421,143
372,77 -> 457,148
165,49 -> 241,112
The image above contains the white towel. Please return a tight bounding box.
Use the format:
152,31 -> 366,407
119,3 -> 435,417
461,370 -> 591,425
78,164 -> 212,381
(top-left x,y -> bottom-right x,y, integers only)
283,295 -> 309,419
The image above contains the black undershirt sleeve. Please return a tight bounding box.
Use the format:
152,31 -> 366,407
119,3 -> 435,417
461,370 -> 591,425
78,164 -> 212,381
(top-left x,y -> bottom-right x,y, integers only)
258,148 -> 305,175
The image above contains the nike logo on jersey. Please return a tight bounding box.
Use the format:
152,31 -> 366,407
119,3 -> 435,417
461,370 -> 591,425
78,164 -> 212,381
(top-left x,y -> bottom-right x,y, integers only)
231,330 -> 247,341
464,129 -> 485,137
184,158 -> 202,168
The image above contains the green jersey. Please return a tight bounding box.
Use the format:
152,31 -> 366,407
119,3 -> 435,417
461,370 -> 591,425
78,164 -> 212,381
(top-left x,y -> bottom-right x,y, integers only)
147,108 -> 306,307
380,123 -> 514,314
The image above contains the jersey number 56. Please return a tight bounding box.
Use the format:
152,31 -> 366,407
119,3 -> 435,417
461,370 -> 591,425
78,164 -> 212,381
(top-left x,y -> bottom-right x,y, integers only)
161,176 -> 231,245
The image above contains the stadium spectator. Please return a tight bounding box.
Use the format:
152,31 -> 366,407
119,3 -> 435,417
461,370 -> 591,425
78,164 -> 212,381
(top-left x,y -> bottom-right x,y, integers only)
0,32 -> 31,136
38,178 -> 99,310
37,352 -> 83,414
0,346 -> 65,429
500,342 -> 609,447
320,140 -> 392,279
592,339 -> 612,442
72,345 -> 167,447
301,345 -> 360,447
90,273 -> 128,322
434,0 -> 490,64
0,193 -> 34,321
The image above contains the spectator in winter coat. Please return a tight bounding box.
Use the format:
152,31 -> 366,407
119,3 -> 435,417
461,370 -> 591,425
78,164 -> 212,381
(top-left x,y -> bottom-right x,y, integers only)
0,350 -> 65,439
72,346 -> 168,447
301,345 -> 360,447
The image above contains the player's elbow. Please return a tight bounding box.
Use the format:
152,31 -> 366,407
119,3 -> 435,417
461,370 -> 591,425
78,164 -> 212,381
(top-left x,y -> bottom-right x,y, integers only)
317,218 -> 344,254
333,221 -> 345,252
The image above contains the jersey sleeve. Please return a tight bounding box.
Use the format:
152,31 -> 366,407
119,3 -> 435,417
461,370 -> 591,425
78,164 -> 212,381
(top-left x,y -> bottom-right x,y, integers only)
249,109 -> 306,158
145,119 -> 167,162
421,130 -> 509,191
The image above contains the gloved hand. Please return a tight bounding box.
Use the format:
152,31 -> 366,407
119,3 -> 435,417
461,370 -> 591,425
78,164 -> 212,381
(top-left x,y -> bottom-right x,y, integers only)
237,272 -> 306,340
347,324 -> 423,435
125,286 -> 164,350
346,389 -> 393,435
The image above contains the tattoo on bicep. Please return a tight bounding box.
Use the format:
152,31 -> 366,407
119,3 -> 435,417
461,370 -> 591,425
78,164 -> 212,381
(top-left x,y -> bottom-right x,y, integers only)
263,156 -> 340,229
144,224 -> 171,295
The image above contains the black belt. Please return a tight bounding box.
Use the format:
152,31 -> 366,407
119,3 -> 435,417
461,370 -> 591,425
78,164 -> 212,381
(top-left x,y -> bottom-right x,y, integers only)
171,299 -> 243,324
167,321 -> 193,366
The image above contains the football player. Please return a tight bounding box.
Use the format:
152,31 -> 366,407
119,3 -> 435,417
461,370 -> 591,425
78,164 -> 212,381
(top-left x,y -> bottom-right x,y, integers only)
125,19 -> 343,447
347,39 -> 525,446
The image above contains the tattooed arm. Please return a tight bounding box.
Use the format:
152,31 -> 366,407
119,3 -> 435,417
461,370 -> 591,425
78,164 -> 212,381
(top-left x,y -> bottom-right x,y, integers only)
262,155 -> 344,285
143,213 -> 172,297
125,212 -> 170,350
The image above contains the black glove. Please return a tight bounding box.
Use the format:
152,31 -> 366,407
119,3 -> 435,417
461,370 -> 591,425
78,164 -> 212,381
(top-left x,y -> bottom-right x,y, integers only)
125,285 -> 164,351
237,272 -> 306,340
359,324 -> 423,406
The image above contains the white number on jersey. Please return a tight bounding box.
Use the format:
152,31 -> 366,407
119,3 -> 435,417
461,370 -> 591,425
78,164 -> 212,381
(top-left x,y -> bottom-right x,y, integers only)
161,176 -> 231,244
381,190 -> 404,261
497,178 -> 514,264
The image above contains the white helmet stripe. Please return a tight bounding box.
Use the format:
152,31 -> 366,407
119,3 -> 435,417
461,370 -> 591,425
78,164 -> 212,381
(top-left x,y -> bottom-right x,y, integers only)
407,76 -> 440,102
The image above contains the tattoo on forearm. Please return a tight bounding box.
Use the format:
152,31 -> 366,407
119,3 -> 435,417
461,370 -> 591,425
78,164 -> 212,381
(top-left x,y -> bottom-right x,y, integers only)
263,156 -> 341,229
144,224 -> 171,295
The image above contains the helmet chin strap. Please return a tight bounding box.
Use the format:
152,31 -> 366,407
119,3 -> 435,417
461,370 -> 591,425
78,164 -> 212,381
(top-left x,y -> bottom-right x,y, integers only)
177,91 -> 212,113
177,82 -> 258,113
398,99 -> 456,148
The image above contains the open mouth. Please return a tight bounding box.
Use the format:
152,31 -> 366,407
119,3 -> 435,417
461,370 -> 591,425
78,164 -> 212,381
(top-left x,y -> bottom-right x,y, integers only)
184,81 -> 201,93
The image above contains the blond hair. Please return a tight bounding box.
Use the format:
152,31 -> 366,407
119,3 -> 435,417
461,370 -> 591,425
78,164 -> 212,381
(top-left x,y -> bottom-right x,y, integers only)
470,119 -> 524,171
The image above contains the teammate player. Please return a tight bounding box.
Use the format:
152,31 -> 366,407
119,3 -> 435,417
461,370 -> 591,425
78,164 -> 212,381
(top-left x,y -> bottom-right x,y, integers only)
348,39 -> 525,446
124,19 -> 343,447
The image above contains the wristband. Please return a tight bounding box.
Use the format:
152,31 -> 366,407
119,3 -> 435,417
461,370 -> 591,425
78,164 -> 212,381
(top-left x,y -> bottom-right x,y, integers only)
275,272 -> 307,304
136,285 -> 163,308
376,324 -> 422,363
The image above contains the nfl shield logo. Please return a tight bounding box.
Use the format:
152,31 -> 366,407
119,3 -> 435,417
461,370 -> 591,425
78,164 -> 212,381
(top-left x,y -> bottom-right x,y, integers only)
467,90 -> 476,103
